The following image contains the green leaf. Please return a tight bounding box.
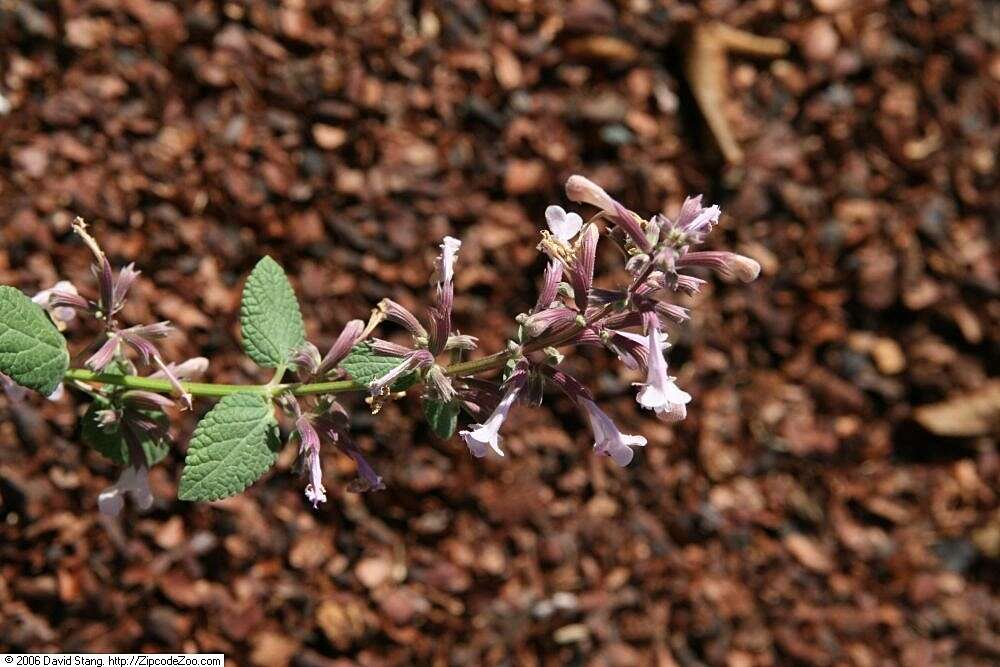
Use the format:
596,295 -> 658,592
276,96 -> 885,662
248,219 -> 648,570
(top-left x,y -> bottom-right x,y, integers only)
178,393 -> 280,501
81,397 -> 169,466
340,342 -> 419,391
0,286 -> 70,395
239,256 -> 306,368
424,398 -> 459,439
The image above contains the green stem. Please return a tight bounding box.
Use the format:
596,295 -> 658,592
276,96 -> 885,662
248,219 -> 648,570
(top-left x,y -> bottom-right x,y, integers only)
63,309 -> 609,401
63,348 -> 515,399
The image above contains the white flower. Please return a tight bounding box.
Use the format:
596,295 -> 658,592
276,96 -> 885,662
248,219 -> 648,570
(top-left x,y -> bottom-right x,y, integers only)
544,205 -> 583,243
433,236 -> 462,285
580,399 -> 647,466
98,466 -> 154,517
634,326 -> 690,422
32,280 -> 79,330
459,381 -> 522,458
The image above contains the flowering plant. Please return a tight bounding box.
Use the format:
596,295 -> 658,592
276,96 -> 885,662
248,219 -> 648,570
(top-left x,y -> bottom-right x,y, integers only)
0,176 -> 759,515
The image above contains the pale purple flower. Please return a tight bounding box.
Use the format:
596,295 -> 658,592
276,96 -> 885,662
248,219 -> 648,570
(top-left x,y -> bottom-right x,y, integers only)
565,175 -> 617,214
634,317 -> 690,422
459,370 -> 527,458
433,236 -> 462,286
580,398 -> 647,466
317,319 -> 365,375
378,298 -> 427,339
32,280 -> 80,330
676,251 -> 761,283
150,357 -> 209,381
544,205 -> 583,242
295,414 -> 325,508
98,465 -> 154,517
677,197 -> 721,238
429,236 -> 461,353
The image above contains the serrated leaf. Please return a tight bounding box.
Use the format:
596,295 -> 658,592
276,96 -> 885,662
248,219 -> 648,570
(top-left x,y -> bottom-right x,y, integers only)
340,342 -> 419,391
424,398 -> 459,439
178,393 -> 280,501
0,286 -> 70,395
239,257 -> 306,368
81,397 -> 169,466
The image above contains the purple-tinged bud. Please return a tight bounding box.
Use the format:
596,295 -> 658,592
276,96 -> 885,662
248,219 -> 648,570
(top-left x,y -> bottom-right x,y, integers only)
377,298 -> 427,339
318,319 -> 365,375
94,408 -> 119,430
565,175 -> 617,214
370,338 -> 413,357
655,302 -> 690,324
534,260 -> 563,313
429,236 -> 461,354
96,257 -> 115,319
520,307 -> 579,339
87,335 -> 121,372
427,303 -> 451,356
567,224 -> 598,311
425,364 -> 456,402
444,334 -> 479,351
122,390 -> 175,411
544,206 -> 583,243
580,399 -> 647,467
459,369 -> 527,458
112,263 -> 141,314
676,251 -> 761,283
611,201 -> 654,253
291,342 -> 322,376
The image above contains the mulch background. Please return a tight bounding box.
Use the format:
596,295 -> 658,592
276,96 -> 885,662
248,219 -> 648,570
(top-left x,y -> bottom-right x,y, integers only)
1,1 -> 997,665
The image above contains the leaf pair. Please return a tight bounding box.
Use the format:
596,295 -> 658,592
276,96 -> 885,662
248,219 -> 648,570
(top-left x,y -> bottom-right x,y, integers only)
178,257 -> 304,501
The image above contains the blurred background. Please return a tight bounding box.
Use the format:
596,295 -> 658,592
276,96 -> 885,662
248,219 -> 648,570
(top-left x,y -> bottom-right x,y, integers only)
0,0 -> 997,664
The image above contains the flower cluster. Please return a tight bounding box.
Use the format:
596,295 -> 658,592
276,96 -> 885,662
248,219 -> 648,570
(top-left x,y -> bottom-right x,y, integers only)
433,176 -> 759,468
2,179 -> 759,515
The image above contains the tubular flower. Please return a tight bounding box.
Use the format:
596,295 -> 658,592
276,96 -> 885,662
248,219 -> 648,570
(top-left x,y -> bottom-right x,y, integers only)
32,280 -> 81,330
98,465 -> 154,517
634,315 -> 690,422
580,399 -> 647,467
676,251 -> 761,283
459,366 -> 528,458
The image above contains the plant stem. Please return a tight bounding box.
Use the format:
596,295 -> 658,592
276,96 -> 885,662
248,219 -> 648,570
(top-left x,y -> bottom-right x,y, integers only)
63,310 -> 610,401
63,348 -> 515,399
